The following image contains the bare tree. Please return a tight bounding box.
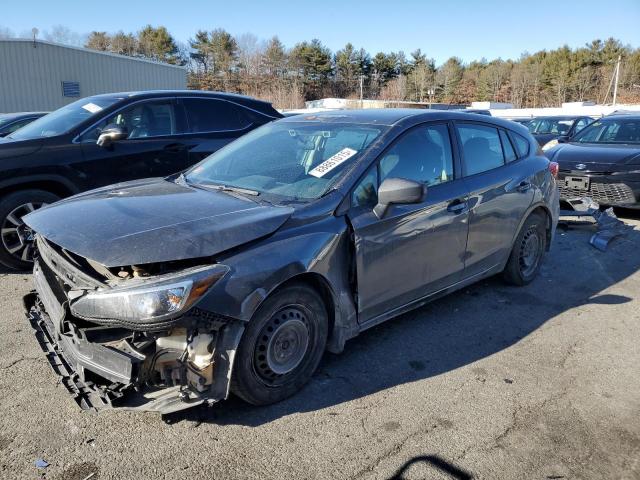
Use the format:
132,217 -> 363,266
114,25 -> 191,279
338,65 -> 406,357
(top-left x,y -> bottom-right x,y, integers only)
0,26 -> 14,39
44,25 -> 85,46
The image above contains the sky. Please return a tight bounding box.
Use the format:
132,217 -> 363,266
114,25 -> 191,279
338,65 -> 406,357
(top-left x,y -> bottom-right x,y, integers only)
2,0 -> 639,64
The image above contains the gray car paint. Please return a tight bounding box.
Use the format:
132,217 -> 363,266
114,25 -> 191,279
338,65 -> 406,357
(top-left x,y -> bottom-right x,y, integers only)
23,177 -> 294,266
24,109 -> 559,412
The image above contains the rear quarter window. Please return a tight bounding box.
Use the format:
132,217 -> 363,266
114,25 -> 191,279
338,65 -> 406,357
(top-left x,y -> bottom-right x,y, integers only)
499,130 -> 517,162
510,131 -> 531,158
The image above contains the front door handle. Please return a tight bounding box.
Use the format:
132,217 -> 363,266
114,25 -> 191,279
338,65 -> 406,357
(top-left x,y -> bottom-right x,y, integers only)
447,199 -> 468,213
517,181 -> 532,193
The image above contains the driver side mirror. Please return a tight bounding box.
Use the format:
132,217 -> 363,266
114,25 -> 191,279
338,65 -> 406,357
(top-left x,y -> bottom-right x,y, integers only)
373,177 -> 425,219
557,135 -> 570,143
97,124 -> 128,148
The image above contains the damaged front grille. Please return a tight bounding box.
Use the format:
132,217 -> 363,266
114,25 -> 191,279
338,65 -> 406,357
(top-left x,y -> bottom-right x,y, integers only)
36,235 -> 105,290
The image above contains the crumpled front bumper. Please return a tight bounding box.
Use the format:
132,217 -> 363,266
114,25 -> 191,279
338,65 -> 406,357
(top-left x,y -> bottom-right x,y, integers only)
24,260 -> 245,415
25,293 -> 208,414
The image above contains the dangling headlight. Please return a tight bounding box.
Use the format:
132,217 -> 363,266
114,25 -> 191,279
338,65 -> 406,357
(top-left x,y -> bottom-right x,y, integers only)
542,139 -> 559,151
70,265 -> 228,323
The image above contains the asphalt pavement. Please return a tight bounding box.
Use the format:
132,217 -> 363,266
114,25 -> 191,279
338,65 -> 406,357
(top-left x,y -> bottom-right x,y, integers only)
1,212 -> 639,480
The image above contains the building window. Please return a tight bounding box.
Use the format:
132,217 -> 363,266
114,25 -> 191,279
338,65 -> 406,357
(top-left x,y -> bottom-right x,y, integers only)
61,81 -> 80,97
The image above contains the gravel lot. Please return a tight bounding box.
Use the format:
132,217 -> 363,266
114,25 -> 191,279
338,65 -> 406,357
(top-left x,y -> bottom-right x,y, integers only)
1,212 -> 639,480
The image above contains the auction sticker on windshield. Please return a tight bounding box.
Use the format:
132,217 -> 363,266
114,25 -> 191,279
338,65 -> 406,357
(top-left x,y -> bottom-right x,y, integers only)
309,148 -> 358,178
82,103 -> 103,113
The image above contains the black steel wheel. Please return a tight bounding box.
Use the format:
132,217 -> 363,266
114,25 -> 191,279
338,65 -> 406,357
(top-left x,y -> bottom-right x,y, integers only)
231,284 -> 328,405
503,212 -> 547,286
518,225 -> 543,278
0,190 -> 60,270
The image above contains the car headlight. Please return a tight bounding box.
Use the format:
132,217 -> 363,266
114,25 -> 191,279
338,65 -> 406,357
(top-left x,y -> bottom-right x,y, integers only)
542,139 -> 558,151
70,265 -> 228,323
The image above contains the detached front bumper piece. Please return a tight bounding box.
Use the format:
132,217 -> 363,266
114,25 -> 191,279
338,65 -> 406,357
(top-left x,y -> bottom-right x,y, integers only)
559,196 -> 632,251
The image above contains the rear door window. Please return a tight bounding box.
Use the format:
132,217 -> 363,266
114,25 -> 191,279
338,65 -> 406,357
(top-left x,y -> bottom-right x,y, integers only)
182,98 -> 251,133
456,124 -> 505,175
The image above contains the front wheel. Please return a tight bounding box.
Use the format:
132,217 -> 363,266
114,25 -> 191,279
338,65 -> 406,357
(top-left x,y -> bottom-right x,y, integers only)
503,212 -> 547,286
0,190 -> 60,270
231,284 -> 328,405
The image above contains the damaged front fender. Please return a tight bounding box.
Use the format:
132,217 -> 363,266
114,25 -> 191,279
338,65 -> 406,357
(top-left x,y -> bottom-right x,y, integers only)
202,215 -> 359,353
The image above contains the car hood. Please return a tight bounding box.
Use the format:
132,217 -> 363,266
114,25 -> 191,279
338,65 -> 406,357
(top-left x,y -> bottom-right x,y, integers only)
0,137 -> 43,158
548,142 -> 640,170
24,178 -> 294,267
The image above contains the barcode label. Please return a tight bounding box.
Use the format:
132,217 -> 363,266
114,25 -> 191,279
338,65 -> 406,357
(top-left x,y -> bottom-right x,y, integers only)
309,148 -> 358,178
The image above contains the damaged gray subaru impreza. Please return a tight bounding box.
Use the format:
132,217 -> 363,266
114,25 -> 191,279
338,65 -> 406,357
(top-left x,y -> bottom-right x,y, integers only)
23,109 -> 559,414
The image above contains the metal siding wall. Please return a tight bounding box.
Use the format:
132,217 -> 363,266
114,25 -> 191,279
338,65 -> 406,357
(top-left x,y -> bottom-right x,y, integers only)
0,40 -> 187,112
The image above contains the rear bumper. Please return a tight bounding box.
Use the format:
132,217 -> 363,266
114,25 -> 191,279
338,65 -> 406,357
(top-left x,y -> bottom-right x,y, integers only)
558,171 -> 640,208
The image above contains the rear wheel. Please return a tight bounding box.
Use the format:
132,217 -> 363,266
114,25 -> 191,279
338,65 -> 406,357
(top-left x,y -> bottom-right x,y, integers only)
503,212 -> 547,286
231,284 -> 328,405
0,190 -> 60,270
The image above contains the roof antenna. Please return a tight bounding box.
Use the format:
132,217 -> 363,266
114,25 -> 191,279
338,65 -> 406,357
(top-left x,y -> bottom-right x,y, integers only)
31,27 -> 38,47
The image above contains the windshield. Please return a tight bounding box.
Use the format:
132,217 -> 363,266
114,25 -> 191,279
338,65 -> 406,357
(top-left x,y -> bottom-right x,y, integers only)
528,118 -> 574,135
185,121 -> 384,201
572,118 -> 640,144
0,115 -> 18,129
8,96 -> 123,140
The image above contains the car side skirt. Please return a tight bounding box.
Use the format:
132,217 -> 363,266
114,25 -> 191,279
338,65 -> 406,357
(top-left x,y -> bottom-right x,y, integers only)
357,263 -> 503,333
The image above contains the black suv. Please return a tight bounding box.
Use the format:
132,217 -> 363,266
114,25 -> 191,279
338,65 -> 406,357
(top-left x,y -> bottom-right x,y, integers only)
0,90 -> 281,269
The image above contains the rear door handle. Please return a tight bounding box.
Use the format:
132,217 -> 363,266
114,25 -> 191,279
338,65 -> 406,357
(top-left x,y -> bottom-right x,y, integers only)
517,181 -> 532,193
447,199 -> 468,213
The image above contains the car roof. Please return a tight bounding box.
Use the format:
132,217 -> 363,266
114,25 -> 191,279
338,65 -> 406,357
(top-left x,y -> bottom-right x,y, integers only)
601,114 -> 640,120
83,90 -> 279,115
278,108 -> 424,125
278,108 -> 530,133
531,115 -> 584,120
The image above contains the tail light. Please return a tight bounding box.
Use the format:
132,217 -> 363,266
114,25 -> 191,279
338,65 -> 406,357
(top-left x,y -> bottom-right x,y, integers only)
548,161 -> 559,178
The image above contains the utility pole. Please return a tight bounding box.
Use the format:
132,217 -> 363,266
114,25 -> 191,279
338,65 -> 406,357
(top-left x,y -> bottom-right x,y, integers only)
359,74 -> 364,109
612,55 -> 621,106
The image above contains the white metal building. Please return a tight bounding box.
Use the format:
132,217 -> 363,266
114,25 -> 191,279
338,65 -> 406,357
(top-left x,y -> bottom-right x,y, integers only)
0,39 -> 187,112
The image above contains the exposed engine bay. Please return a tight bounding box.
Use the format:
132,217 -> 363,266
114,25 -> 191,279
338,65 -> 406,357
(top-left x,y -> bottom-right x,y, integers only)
25,234 -> 244,414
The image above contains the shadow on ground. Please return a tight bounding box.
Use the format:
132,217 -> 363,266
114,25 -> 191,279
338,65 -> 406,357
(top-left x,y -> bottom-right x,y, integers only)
385,455 -> 473,480
164,221 -> 640,426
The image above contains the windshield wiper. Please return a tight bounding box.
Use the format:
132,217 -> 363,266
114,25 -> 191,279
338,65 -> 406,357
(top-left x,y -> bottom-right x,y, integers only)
197,183 -> 260,197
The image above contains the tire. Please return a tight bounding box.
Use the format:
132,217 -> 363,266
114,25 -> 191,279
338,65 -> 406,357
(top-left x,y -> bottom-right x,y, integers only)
0,189 -> 60,270
231,284 -> 328,406
502,212 -> 547,286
